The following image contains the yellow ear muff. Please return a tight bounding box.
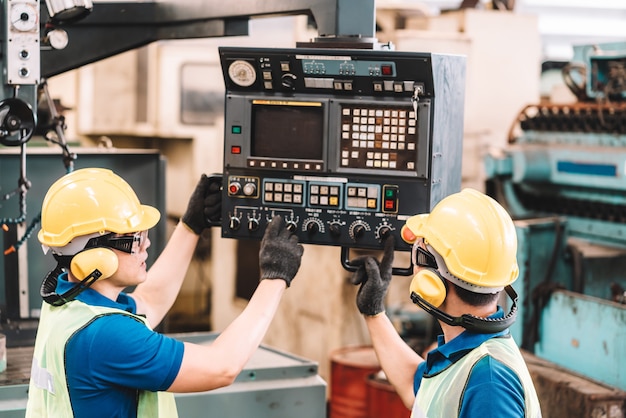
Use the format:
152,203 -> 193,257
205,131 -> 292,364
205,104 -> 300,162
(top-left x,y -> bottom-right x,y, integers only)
409,269 -> 447,307
70,248 -> 119,281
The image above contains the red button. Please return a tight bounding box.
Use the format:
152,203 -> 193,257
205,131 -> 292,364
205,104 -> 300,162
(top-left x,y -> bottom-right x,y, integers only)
231,145 -> 241,154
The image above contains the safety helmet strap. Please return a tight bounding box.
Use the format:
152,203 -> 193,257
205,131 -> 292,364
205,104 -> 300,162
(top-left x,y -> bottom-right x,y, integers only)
410,285 -> 518,334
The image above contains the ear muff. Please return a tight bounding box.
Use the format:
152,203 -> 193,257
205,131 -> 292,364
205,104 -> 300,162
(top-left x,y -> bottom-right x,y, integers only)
70,248 -> 119,281
400,224 -> 417,244
409,269 -> 446,307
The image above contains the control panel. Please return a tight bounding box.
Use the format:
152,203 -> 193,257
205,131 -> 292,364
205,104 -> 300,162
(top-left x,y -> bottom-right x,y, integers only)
4,0 -> 40,85
218,46 -> 466,251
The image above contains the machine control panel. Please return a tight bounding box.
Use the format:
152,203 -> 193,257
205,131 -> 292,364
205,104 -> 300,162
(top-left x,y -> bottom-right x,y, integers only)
218,46 -> 465,251
3,0 -> 40,85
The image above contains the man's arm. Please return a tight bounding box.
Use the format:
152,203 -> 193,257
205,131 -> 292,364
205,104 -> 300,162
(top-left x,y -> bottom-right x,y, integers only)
350,236 -> 424,409
365,313 -> 423,409
131,221 -> 199,327
168,216 -> 303,392
131,174 -> 219,327
168,279 -> 286,392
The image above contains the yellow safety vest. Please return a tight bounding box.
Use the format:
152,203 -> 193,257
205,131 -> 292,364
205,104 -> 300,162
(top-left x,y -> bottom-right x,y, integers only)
25,300 -> 178,418
411,337 -> 541,418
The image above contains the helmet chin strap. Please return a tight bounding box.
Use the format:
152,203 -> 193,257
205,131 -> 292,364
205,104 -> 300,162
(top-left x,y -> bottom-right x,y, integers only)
40,263 -> 104,307
411,285 -> 519,334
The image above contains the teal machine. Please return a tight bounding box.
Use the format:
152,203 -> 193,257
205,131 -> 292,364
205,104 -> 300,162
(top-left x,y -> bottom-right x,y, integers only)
485,42 -> 626,392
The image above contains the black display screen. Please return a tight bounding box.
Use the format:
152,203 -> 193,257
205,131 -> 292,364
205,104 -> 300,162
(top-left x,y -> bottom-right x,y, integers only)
251,102 -> 324,160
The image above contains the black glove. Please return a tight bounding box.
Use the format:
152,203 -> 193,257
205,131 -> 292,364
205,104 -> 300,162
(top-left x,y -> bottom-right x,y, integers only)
259,216 -> 304,287
350,235 -> 395,316
182,174 -> 222,235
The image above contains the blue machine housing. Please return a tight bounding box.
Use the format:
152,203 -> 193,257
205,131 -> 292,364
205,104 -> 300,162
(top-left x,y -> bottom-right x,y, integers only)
485,42 -> 626,392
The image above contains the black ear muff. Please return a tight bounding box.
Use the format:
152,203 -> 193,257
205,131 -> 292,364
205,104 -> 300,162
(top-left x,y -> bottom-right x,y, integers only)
409,269 -> 446,307
70,248 -> 119,281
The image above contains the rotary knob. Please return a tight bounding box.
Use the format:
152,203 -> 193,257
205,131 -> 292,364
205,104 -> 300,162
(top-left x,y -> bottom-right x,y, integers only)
304,218 -> 324,235
349,221 -> 370,241
281,73 -> 297,90
375,225 -> 393,241
329,221 -> 342,237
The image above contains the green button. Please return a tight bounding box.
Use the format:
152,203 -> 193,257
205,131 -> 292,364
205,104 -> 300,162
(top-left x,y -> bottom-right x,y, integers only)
232,126 -> 242,134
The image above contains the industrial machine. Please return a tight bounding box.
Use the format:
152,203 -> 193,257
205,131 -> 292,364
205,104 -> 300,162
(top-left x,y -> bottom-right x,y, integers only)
217,46 -> 465,274
0,0 -> 466,416
485,42 -> 626,395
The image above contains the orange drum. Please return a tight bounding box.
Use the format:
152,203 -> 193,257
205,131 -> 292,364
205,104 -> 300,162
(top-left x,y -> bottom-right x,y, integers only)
329,346 -> 381,418
366,372 -> 409,418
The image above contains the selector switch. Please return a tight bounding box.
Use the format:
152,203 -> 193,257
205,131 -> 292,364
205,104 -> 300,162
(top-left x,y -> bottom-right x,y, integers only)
286,220 -> 298,232
248,218 -> 260,231
229,216 -> 241,231
329,221 -> 342,237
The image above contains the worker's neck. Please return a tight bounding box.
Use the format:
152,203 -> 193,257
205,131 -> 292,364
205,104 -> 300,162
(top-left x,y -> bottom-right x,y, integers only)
67,273 -> 122,302
438,291 -> 498,343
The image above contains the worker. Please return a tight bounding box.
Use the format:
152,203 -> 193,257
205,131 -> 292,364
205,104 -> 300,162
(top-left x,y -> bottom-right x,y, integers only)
350,188 -> 542,417
25,167 -> 304,418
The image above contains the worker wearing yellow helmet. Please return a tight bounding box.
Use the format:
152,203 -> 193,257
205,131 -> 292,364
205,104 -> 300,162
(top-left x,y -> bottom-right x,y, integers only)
350,188 -> 542,418
26,168 -> 304,418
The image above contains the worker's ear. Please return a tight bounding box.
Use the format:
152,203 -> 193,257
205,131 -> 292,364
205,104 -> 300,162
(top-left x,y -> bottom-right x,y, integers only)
409,269 -> 446,307
70,248 -> 119,281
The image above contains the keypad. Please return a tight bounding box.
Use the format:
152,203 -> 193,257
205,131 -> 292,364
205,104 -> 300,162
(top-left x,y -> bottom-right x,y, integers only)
340,105 -> 418,171
263,180 -> 305,205
309,184 -> 341,207
346,184 -> 380,211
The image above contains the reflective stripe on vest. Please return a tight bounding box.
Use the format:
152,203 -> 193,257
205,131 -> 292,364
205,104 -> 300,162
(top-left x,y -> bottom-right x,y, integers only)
411,337 -> 541,418
25,300 -> 178,418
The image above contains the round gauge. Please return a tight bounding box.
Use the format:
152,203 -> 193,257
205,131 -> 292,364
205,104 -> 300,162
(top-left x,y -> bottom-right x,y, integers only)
228,60 -> 257,87
10,2 -> 38,32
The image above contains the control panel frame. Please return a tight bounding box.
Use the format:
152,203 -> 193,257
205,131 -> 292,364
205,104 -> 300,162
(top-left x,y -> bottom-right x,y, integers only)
217,46 -> 466,253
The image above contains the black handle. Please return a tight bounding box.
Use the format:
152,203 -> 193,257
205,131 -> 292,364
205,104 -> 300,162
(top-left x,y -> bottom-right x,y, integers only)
205,173 -> 223,227
340,246 -> 413,276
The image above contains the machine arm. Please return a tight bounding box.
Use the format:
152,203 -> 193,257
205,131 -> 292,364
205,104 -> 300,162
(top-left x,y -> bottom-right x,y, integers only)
40,0 -> 376,77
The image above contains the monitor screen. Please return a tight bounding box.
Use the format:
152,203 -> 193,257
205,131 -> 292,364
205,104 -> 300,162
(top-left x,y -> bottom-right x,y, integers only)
251,101 -> 324,160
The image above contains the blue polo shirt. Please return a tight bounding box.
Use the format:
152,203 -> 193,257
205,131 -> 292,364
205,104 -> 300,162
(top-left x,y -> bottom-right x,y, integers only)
414,308 -> 526,418
56,273 -> 185,418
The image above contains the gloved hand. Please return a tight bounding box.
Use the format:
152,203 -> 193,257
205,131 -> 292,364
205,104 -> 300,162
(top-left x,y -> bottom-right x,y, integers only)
182,174 -> 222,235
259,216 -> 304,287
350,234 -> 395,316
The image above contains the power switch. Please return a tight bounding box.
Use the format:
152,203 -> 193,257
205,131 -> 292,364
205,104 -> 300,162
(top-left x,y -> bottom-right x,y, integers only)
382,185 -> 398,213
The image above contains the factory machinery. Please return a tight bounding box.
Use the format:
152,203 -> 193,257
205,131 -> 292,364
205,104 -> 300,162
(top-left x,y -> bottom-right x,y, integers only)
0,0 -> 467,416
486,42 -> 626,415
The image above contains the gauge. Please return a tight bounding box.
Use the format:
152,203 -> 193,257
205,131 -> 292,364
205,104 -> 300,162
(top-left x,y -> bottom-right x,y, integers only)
228,60 -> 257,87
10,2 -> 38,32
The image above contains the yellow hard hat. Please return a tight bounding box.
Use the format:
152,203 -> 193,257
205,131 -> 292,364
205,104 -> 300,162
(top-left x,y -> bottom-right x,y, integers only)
403,188 -> 519,289
38,168 -> 160,247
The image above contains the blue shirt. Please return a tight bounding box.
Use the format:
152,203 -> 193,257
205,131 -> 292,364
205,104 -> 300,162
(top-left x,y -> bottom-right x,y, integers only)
57,274 -> 185,418
414,308 -> 526,418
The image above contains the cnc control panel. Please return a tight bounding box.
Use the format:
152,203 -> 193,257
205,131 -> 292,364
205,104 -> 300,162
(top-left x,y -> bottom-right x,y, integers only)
218,46 -> 466,251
